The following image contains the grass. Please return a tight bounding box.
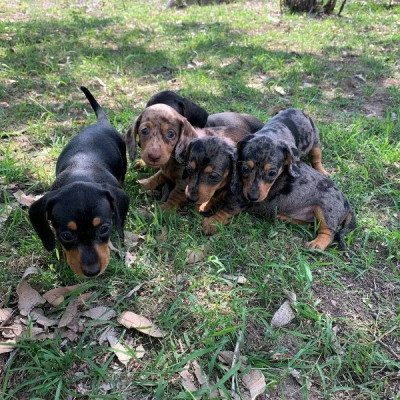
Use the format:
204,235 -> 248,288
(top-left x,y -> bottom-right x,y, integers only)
1,0 -> 400,398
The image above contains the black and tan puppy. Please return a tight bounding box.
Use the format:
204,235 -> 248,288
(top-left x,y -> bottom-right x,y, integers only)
146,90 -> 209,129
185,139 -> 355,250
126,104 -> 247,210
29,87 -> 129,277
238,108 -> 329,202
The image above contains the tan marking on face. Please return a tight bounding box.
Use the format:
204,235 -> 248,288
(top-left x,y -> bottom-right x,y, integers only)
264,163 -> 272,171
247,160 -> 254,169
143,121 -> 153,129
161,123 -> 169,133
67,221 -> 77,231
92,217 -> 101,227
242,178 -> 251,200
95,242 -> 110,275
190,161 -> 196,169
62,246 -> 84,277
204,166 -> 213,173
196,171 -> 229,204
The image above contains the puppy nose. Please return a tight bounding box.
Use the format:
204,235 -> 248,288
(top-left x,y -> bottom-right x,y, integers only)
187,196 -> 198,204
82,265 -> 101,277
248,192 -> 259,202
148,153 -> 161,162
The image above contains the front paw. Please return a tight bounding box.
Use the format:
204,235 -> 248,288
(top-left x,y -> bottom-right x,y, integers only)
139,177 -> 158,190
133,159 -> 146,170
202,217 -> 218,235
160,202 -> 177,213
305,239 -> 325,250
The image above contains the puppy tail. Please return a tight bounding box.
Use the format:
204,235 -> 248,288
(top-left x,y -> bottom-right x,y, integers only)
80,86 -> 109,126
335,210 -> 356,250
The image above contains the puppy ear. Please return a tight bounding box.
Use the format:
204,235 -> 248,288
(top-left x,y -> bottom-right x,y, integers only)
280,142 -> 300,178
103,186 -> 130,240
29,191 -> 59,251
182,98 -> 208,128
237,134 -> 255,158
174,117 -> 195,164
125,115 -> 142,161
229,148 -> 239,193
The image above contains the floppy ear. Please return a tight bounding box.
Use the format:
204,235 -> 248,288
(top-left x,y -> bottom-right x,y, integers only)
103,186 -> 130,240
174,117 -> 196,164
280,142 -> 300,178
125,115 -> 142,161
229,148 -> 239,193
29,191 -> 59,251
237,134 -> 255,158
182,98 -> 208,128
181,138 -> 198,179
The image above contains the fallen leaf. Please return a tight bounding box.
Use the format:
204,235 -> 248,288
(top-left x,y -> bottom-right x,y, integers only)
0,340 -> 16,354
30,309 -> 58,327
283,290 -> 297,304
0,101 -> 9,108
192,360 -> 207,386
110,341 -> 132,366
58,299 -> 78,328
301,82 -> 313,88
354,74 -> 366,83
223,274 -> 247,285
218,351 -> 247,371
0,205 -> 13,225
0,308 -> 13,323
274,86 -> 286,95
16,280 -> 46,316
125,251 -> 136,267
13,190 -> 42,207
21,266 -> 39,280
118,311 -> 164,338
135,344 -> 145,359
270,301 -> 295,328
2,321 -> 24,339
98,326 -> 116,345
83,306 -> 116,322
61,330 -> 78,341
241,369 -> 266,399
179,364 -> 199,393
156,227 -> 168,243
43,284 -> 83,307
124,231 -> 140,249
187,247 -> 205,264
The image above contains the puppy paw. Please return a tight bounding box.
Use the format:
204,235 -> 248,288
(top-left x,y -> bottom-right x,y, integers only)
133,159 -> 146,170
316,167 -> 330,178
305,239 -> 326,250
139,177 -> 158,190
202,218 -> 218,235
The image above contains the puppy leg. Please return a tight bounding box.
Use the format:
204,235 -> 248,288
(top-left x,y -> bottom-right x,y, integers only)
277,214 -> 309,225
202,209 -> 233,235
305,206 -> 334,250
310,146 -> 329,177
139,170 -> 167,190
161,185 -> 187,211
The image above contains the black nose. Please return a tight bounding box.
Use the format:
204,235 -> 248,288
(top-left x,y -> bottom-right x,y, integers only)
248,192 -> 259,202
82,265 -> 101,277
187,196 -> 197,204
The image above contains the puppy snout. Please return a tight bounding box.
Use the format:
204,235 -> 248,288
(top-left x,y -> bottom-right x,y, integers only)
148,152 -> 161,162
248,192 -> 259,202
82,264 -> 101,277
187,196 -> 198,204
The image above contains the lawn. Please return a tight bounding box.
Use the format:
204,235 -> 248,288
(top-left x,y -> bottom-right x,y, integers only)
0,0 -> 399,398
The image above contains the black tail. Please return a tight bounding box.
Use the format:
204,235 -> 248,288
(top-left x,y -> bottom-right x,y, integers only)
80,86 -> 109,125
335,210 -> 356,250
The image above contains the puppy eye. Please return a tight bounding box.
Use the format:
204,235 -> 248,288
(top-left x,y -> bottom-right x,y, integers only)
60,232 -> 74,242
166,130 -> 175,139
141,127 -> 149,135
242,166 -> 249,174
209,172 -> 219,180
99,224 -> 110,235
268,170 -> 277,177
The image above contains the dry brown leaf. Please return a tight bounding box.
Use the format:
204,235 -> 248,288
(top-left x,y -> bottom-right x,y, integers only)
118,311 -> 164,338
186,247 -> 205,264
0,308 -> 13,324
2,321 -> 24,339
0,340 -> 16,354
179,364 -> 199,394
21,266 -> 39,280
192,360 -> 207,386
0,204 -> 13,225
43,284 -> 83,307
270,301 -> 295,328
83,306 -> 116,322
16,280 -> 46,316
58,299 -> 78,328
223,274 -> 247,285
110,341 -> 132,366
30,309 -> 58,327
241,369 -> 267,400
13,190 -> 42,207
135,344 -> 145,359
124,231 -> 140,249
125,251 -> 136,267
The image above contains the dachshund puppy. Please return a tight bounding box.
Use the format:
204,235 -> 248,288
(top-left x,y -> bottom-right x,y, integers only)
126,104 -> 247,210
29,87 -> 129,277
206,112 -> 264,134
187,141 -> 355,250
238,108 -> 329,203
